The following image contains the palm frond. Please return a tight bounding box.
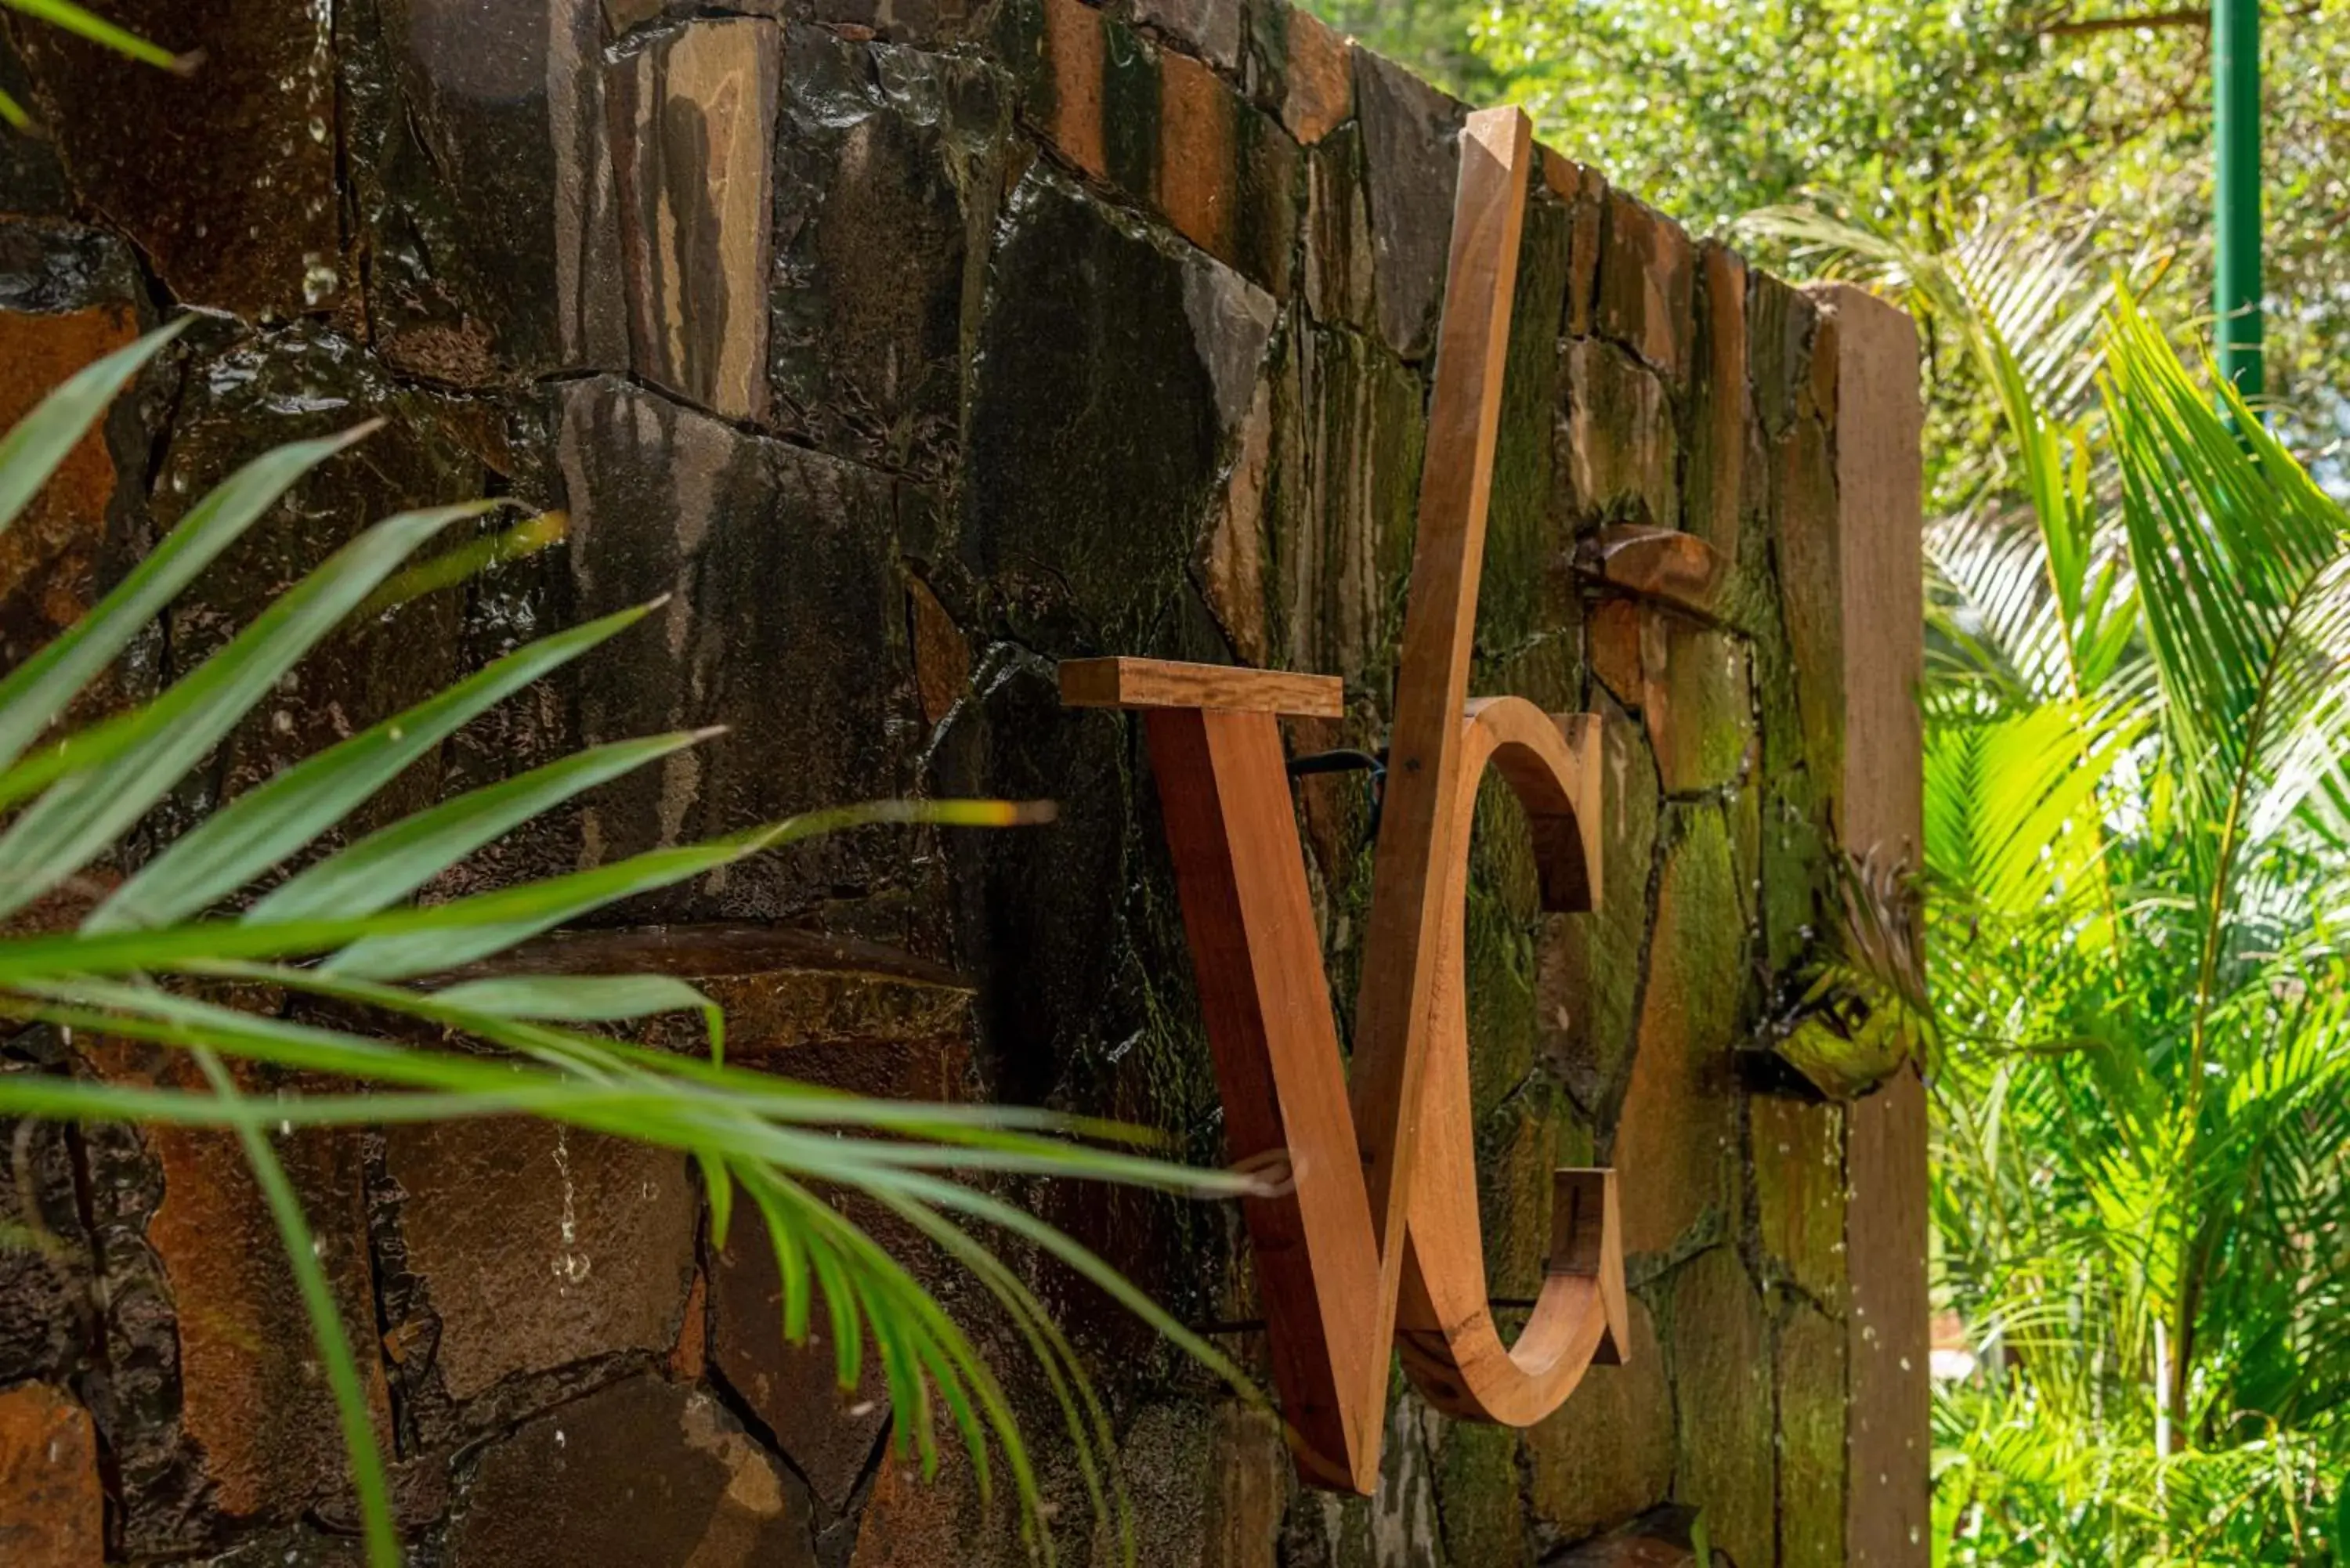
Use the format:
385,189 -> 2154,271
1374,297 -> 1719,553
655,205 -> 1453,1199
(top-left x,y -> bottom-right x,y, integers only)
0,324 -> 1262,1566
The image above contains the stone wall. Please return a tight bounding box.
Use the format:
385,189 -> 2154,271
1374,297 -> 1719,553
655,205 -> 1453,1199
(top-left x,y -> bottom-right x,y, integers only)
0,2 -> 1925,1564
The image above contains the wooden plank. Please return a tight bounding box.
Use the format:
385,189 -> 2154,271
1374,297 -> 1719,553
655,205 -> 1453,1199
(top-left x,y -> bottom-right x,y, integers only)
1058,656 -> 1344,717
1140,706 -> 1385,1490
1347,105 -> 1536,1399
1807,280 -> 1929,1567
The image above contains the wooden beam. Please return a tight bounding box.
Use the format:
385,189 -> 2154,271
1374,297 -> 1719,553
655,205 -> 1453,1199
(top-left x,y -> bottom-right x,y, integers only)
1347,107 -> 1537,1430
1058,656 -> 1345,718
1804,282 -> 1929,1568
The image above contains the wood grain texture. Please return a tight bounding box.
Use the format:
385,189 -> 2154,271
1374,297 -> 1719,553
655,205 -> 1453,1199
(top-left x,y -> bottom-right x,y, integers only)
1807,280 -> 1929,1567
1058,107 -> 1631,1497
1141,705 -> 1386,1489
1397,699 -> 1623,1425
1058,656 -> 1345,717
1347,106 -> 1535,1418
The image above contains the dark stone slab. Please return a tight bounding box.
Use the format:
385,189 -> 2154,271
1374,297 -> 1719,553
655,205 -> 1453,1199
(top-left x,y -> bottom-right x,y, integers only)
554,375 -> 930,924
1303,122 -> 1376,331
16,1 -> 338,323
1478,184 -> 1573,654
150,324 -> 486,847
0,1114 -> 93,1391
0,26 -> 74,218
961,168 -> 1245,647
352,0 -> 625,385
1134,0 -> 1242,69
447,1374 -> 818,1567
769,26 -> 1009,479
1351,47 -> 1462,361
1266,320 -> 1425,685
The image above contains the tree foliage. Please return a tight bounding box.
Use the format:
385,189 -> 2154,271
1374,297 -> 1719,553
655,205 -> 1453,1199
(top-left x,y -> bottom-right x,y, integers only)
1317,0 -> 2350,453
1791,211 -> 2350,1559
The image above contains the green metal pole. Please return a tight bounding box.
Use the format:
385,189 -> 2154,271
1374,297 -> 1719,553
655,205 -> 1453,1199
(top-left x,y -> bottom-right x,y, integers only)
2214,0 -> 2263,399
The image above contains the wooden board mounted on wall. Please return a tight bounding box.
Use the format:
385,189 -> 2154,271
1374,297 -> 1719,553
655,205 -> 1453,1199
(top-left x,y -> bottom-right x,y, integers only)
1058,107 -> 1630,1495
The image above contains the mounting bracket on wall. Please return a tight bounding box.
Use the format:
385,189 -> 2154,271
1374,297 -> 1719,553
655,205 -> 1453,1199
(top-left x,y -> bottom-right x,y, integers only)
1058,107 -> 1629,1495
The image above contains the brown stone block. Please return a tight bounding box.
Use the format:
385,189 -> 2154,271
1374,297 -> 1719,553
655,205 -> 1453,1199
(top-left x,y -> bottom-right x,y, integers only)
1155,48 -> 1300,295
1575,524 -> 1729,620
1641,612 -> 1754,797
708,1215 -> 892,1514
1538,692 -> 1654,1111
1589,598 -> 1646,710
1596,193 -> 1694,387
381,1118 -> 698,1404
1562,337 -> 1679,530
909,576 -> 974,728
447,1375 -> 816,1566
1134,0 -> 1241,71
1524,1294 -> 1672,1548
1611,806 -> 1742,1255
0,1384 -> 102,1567
1201,378 -> 1276,665
849,1447 -> 982,1567
78,1041 -> 388,1526
0,294 -> 135,705
1754,1094 -> 1847,1310
1687,242 -> 1750,559
451,925 -> 978,1087
1277,5 -> 1353,144
607,18 -> 781,421
1777,1302 -> 1848,1568
1665,1247 -> 1773,1568
1034,0 -> 1109,179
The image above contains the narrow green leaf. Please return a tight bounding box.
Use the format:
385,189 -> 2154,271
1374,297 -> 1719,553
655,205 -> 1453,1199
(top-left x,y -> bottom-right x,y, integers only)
355,508 -> 567,619
0,85 -> 31,129
0,502 -> 474,921
429,974 -> 723,1060
315,801 -> 1004,981
89,600 -> 660,932
1,0 -> 186,70
0,320 -> 183,541
0,414 -> 375,782
245,728 -> 710,927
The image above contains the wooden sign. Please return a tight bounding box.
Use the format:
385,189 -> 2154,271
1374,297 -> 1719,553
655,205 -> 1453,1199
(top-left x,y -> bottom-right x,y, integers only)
1061,107 -> 1628,1494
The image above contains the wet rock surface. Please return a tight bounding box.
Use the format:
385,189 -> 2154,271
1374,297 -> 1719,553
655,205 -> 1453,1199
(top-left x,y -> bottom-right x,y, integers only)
0,3 -> 1896,1561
